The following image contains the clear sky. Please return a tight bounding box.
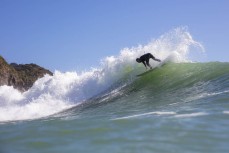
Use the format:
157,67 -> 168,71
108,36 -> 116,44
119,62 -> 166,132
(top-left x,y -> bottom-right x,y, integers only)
0,0 -> 229,71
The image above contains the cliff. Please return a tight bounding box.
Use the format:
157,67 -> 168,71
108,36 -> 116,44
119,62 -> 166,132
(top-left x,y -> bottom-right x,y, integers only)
0,56 -> 53,92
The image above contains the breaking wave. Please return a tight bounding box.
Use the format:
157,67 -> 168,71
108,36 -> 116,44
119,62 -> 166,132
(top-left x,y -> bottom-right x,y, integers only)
0,27 -> 214,122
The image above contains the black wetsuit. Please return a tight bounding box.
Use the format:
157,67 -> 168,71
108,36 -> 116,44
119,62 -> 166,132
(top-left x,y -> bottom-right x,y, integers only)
139,53 -> 156,68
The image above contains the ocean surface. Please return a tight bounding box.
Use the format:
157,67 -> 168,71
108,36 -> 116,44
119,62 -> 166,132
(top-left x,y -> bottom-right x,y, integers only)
1,28 -> 229,153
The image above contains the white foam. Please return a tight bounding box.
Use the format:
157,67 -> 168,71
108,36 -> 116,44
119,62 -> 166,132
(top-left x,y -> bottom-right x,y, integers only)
112,111 -> 176,120
0,27 -> 204,122
174,112 -> 207,118
185,90 -> 229,102
223,111 -> 229,114
0,85 -> 24,106
0,95 -> 75,121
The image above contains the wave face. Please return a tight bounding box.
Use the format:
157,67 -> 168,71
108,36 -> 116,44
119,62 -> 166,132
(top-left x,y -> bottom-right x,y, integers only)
1,27 -> 227,122
62,62 -> 229,121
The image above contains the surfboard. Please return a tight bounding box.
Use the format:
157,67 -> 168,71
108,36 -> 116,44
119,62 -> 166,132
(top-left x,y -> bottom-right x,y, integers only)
137,62 -> 166,77
136,68 -> 155,77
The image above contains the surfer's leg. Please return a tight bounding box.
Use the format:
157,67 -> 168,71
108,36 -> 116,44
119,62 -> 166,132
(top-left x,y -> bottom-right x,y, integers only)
146,59 -> 152,69
149,53 -> 155,59
149,53 -> 161,62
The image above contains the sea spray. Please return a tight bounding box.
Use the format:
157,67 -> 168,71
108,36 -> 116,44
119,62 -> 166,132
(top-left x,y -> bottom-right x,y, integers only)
0,27 -> 204,122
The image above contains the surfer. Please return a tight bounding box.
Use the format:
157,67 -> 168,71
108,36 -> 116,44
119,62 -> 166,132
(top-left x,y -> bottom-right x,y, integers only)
136,53 -> 161,69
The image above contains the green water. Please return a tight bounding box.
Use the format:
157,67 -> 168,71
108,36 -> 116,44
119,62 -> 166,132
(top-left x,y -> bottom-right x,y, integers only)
1,62 -> 229,153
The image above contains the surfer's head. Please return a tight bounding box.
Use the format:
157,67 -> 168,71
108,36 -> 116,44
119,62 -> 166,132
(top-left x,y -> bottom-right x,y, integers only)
136,58 -> 141,63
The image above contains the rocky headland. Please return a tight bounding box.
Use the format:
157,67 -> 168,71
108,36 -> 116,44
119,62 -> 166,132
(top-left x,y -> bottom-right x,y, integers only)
0,56 -> 53,92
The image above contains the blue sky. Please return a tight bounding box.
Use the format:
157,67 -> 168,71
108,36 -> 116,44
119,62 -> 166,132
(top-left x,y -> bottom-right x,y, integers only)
0,0 -> 229,71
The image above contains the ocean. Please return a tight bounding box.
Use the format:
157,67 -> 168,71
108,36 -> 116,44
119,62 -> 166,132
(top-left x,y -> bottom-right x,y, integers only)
0,28 -> 229,153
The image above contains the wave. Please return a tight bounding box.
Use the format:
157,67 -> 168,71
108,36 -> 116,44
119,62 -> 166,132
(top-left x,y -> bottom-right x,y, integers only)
1,27 -> 226,122
112,111 -> 176,120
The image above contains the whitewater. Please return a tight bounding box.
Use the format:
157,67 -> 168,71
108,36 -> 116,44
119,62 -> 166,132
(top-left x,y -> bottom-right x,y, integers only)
1,27 -> 229,153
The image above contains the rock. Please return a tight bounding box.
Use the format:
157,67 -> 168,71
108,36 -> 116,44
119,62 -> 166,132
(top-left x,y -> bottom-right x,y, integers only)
0,55 -> 53,92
